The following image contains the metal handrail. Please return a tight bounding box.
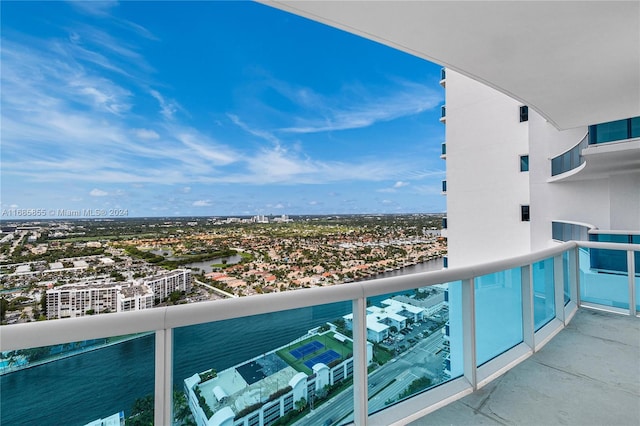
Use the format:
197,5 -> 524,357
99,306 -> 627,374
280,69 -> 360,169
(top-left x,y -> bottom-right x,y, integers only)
0,241 -> 581,351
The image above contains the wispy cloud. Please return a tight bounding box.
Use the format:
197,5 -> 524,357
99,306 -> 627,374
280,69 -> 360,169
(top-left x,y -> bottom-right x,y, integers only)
133,128 -> 160,140
150,89 -> 180,120
275,80 -> 442,134
90,188 -> 109,197
193,200 -> 212,207
228,113 -> 280,145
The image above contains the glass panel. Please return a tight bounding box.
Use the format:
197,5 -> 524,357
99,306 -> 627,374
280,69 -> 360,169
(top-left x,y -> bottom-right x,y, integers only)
174,303 -> 354,426
533,257 -> 555,330
475,269 -> 523,366
631,117 -> 640,138
635,249 -> 640,313
551,156 -> 562,176
442,180 -> 447,192
441,143 -> 446,155
366,282 -> 459,415
579,248 -> 629,309
594,119 -> 629,143
520,155 -> 529,172
563,251 -> 571,306
589,241 -> 628,274
1,333 -> 154,425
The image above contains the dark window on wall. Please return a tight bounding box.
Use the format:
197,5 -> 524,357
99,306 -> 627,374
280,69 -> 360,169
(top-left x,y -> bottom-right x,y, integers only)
520,155 -> 529,172
519,105 -> 529,122
521,205 -> 530,222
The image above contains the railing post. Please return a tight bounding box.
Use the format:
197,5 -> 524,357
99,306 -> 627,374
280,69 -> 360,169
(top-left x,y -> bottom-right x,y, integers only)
554,254 -> 566,324
628,250 -> 636,316
352,297 -> 368,425
569,246 -> 580,307
155,328 -> 173,425
461,278 -> 477,390
521,265 -> 534,350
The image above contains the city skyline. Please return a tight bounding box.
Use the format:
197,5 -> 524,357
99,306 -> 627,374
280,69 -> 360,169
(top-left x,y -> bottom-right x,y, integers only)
1,1 -> 445,218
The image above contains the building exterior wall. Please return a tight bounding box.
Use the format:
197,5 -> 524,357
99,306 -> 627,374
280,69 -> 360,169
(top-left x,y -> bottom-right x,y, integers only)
444,70 -> 530,267
143,269 -> 192,301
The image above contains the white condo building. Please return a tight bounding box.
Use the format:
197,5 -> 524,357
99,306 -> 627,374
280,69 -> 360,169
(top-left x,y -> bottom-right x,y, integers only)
46,269 -> 191,319
140,268 -> 192,301
441,69 -> 639,268
47,282 -> 154,319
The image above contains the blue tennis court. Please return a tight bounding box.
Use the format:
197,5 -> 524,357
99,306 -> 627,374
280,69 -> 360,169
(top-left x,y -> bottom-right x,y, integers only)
289,340 -> 324,359
304,350 -> 341,369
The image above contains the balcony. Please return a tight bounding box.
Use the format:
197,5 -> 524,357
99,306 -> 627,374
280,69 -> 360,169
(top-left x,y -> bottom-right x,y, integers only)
1,241 -> 638,426
440,142 -> 446,159
441,180 -> 447,194
439,105 -> 446,123
551,117 -> 640,182
439,68 -> 446,88
411,308 -> 639,425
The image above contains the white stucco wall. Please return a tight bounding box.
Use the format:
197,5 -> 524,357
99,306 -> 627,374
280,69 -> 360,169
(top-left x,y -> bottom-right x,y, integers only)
444,70 -> 530,267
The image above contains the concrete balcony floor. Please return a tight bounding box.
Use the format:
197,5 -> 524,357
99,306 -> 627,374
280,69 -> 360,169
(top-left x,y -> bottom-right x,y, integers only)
410,309 -> 640,425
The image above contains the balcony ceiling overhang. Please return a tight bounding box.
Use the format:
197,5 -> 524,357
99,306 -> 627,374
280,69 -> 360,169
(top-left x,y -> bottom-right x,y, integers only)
261,1 -> 640,130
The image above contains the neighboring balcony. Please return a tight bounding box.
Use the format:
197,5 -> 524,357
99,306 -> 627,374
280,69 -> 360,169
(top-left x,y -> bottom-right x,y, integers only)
440,142 -> 446,159
551,116 -> 640,182
441,180 -> 447,194
0,241 -> 638,426
440,105 -> 446,123
439,68 -> 446,88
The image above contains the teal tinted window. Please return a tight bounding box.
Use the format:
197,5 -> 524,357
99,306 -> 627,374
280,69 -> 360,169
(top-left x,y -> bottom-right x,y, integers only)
520,155 -> 529,172
632,117 -> 640,138
589,117 -> 640,144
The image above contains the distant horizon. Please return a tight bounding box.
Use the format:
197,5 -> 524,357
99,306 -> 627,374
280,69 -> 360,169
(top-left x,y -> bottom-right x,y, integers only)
1,2 -> 445,217
0,211 -> 446,224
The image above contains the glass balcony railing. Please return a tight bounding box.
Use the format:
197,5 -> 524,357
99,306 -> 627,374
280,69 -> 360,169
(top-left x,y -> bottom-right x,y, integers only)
588,117 -> 640,145
1,240 -> 638,426
551,133 -> 589,176
475,268 -> 523,366
552,221 -> 592,242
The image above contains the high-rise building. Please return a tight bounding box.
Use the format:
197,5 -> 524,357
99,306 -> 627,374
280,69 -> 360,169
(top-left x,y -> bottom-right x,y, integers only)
442,69 -> 639,268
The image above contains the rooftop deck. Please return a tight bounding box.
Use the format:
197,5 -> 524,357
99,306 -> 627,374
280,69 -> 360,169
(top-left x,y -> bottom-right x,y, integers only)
411,309 -> 640,425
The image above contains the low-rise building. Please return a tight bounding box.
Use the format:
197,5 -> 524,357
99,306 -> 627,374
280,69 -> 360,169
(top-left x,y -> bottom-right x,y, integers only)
185,328 -> 372,426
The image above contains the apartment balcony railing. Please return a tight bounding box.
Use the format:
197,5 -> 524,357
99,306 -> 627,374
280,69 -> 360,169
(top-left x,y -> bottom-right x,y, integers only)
439,105 -> 446,123
588,117 -> 640,145
1,241 -> 638,426
551,132 -> 589,176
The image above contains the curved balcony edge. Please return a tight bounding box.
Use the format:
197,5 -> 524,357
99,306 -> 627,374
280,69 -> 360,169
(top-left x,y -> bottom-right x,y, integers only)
0,242 -> 580,351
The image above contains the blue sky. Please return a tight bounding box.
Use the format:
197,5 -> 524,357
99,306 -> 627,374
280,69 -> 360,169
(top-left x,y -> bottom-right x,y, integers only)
1,1 -> 445,218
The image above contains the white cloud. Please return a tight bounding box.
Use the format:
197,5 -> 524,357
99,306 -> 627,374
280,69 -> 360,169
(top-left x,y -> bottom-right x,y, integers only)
193,200 -> 211,207
150,89 -> 179,120
228,114 -> 280,145
278,81 -> 442,134
90,188 -> 109,197
394,181 -> 409,188
133,128 -> 160,140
